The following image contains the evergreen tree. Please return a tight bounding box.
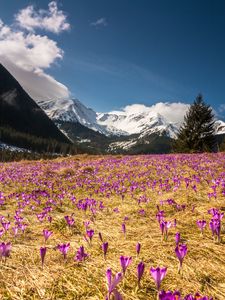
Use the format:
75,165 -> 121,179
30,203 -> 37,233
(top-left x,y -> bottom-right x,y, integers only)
173,94 -> 216,153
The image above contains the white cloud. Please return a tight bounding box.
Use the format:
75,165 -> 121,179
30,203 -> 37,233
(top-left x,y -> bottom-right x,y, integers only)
0,23 -> 63,70
15,1 -> 70,33
1,57 -> 69,100
91,18 -> 107,27
0,2 -> 70,101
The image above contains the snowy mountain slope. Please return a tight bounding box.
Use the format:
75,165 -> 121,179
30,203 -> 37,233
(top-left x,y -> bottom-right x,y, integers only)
36,98 -> 107,135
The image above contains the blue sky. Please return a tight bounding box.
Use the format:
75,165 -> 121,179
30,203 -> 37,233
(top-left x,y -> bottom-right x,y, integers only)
0,0 -> 225,117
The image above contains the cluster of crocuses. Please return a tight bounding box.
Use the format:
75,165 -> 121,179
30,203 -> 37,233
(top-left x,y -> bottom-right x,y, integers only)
40,242 -> 89,266
105,265 -> 166,299
159,290 -> 213,300
0,211 -> 28,238
106,263 -> 211,300
105,241 -> 188,299
160,198 -> 186,212
64,214 -> 75,228
196,208 -> 224,243
208,208 -> 224,243
40,227 -> 89,266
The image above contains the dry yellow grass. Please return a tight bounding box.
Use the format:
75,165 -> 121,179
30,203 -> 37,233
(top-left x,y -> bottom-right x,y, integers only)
0,154 -> 224,299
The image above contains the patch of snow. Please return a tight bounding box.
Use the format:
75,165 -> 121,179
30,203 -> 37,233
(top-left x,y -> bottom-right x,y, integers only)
0,142 -> 31,153
77,139 -> 91,143
109,139 -> 137,151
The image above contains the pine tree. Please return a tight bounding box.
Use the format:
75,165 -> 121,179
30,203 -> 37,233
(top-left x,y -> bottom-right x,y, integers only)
173,94 -> 216,153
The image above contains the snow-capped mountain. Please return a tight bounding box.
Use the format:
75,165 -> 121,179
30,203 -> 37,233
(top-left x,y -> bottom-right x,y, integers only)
36,98 -> 225,152
37,99 -> 189,138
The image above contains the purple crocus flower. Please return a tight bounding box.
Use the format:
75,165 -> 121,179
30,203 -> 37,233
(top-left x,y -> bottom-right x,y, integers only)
197,220 -> 207,234
4,242 -> 11,257
19,223 -> 27,233
159,290 -> 181,300
160,221 -> 172,240
113,207 -> 119,213
65,215 -> 75,227
106,268 -> 123,300
175,232 -> 180,245
136,242 -> 141,256
210,219 -> 221,242
213,212 -> 224,221
156,210 -> 165,223
57,243 -> 70,260
102,242 -> 108,259
138,209 -> 145,216
184,293 -> 213,300
86,229 -> 94,243
208,208 -> 218,216
160,221 -> 165,236
40,246 -> 47,268
2,221 -> 10,232
137,261 -> 145,286
120,256 -> 132,274
75,245 -> 88,262
150,266 -> 167,291
84,220 -> 90,229
43,229 -> 53,242
0,242 -> 11,259
183,295 -> 195,300
175,244 -> 187,272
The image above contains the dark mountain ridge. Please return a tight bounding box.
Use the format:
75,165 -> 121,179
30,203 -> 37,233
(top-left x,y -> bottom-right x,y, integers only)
0,63 -> 69,144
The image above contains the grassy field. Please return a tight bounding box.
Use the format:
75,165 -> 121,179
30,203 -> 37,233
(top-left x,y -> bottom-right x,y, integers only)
0,153 -> 224,299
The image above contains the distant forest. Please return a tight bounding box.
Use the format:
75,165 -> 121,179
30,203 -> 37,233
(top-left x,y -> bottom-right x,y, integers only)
0,126 -> 79,161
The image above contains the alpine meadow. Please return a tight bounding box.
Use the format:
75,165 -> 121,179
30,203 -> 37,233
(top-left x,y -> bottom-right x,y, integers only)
0,154 -> 225,299
0,1 -> 225,300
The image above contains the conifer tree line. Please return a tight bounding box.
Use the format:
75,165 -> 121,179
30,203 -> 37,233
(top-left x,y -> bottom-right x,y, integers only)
173,94 -> 217,153
0,126 -> 79,156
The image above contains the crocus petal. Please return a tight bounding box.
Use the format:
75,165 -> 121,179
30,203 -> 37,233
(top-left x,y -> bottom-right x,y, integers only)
106,268 -> 112,287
